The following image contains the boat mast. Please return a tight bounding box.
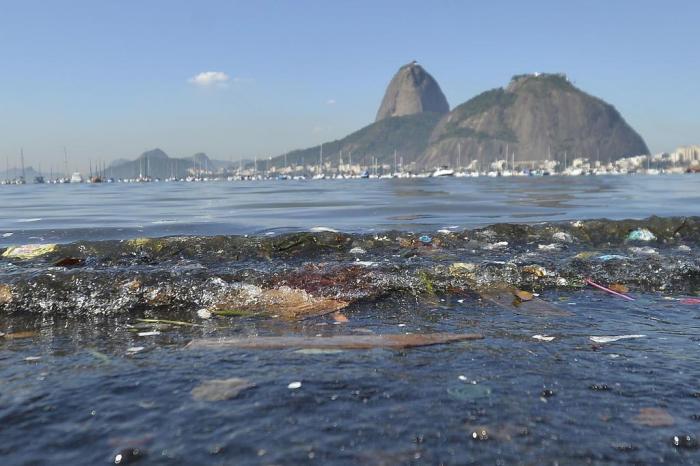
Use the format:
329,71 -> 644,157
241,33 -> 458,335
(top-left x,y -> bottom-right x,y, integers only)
20,148 -> 25,180
319,143 -> 323,174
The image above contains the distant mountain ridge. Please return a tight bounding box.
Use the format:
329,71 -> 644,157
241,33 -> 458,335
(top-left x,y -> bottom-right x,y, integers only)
422,73 -> 649,167
106,149 -> 234,179
271,64 -> 649,171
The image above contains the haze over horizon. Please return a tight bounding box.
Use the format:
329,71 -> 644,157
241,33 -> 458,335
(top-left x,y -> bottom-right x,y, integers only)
1,0 -> 698,172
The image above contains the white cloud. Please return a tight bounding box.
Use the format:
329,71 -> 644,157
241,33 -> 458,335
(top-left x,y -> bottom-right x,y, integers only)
326,99 -> 336,105
188,71 -> 230,87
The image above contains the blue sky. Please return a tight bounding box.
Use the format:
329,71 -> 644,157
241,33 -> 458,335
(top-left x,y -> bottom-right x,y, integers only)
0,0 -> 697,171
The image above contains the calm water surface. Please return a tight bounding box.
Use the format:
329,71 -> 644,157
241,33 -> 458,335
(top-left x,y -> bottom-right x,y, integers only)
1,175 -> 699,246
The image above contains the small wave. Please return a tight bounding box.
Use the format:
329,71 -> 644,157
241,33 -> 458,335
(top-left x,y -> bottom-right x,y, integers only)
16,218 -> 42,223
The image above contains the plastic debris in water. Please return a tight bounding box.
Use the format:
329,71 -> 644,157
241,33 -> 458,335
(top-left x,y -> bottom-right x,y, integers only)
627,228 -> 656,242
113,447 -> 145,464
552,231 -> 573,243
597,254 -> 629,261
672,434 -> 699,449
629,246 -> 658,255
288,381 -> 302,389
137,331 -> 160,337
608,283 -> 629,294
590,335 -> 645,343
126,346 -> 145,353
522,265 -> 547,277
2,244 -> 57,259
513,290 -> 534,301
191,378 -> 255,401
483,241 -> 508,250
418,235 -> 432,244
532,335 -> 555,342
633,407 -> 675,427
585,278 -> 635,301
187,333 -> 484,350
0,284 -> 12,304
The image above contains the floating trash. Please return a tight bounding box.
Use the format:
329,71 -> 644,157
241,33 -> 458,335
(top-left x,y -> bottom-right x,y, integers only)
191,378 -> 255,401
627,228 -> 656,242
294,348 -> 344,355
552,231 -> 574,243
532,335 -> 555,342
590,335 -> 645,344
113,447 -> 145,464
126,346 -> 145,353
0,284 -> 11,304
447,383 -> 492,401
288,381 -> 302,390
483,241 -> 508,250
629,246 -> 658,255
633,407 -> 674,427
2,244 -> 57,259
673,435 -> 699,449
598,254 -> 629,261
137,331 -> 160,337
187,333 -> 483,350
585,278 -> 635,301
418,235 -> 432,244
53,257 -> 85,267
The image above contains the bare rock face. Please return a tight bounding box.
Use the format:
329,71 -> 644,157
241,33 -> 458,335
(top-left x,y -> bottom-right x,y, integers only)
375,62 -> 450,121
421,73 -> 649,167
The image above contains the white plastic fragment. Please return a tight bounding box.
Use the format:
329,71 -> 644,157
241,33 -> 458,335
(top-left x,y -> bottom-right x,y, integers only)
197,308 -> 212,319
532,335 -> 555,342
126,346 -> 145,353
590,335 -> 646,343
137,331 -> 160,337
288,381 -> 302,389
552,231 -> 573,243
483,241 -> 508,250
628,246 -> 658,255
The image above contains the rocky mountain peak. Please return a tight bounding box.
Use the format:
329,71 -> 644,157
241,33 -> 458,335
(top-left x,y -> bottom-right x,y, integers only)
375,61 -> 449,122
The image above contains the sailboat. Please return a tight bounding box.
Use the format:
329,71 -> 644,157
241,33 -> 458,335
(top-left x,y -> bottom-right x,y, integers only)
312,144 -> 326,179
